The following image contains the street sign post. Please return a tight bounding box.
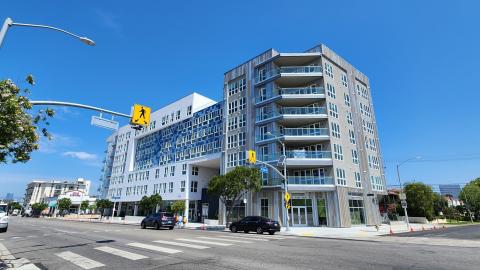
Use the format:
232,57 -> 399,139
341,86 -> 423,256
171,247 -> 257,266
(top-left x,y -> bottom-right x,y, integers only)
131,104 -> 151,126
284,191 -> 291,202
399,193 -> 406,200
401,200 -> 407,208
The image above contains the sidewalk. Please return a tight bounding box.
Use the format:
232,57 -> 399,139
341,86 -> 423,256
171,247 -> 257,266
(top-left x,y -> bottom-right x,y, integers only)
279,223 -> 446,239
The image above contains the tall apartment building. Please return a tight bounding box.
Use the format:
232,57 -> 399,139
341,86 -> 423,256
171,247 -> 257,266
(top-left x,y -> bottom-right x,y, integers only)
100,44 -> 386,227
23,178 -> 91,208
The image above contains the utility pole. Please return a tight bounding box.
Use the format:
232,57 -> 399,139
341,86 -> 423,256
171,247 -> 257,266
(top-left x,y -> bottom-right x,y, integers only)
396,157 -> 420,230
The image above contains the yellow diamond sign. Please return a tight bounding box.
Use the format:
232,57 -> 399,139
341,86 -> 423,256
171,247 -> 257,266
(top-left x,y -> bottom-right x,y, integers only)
131,104 -> 151,126
285,191 -> 291,202
247,150 -> 256,164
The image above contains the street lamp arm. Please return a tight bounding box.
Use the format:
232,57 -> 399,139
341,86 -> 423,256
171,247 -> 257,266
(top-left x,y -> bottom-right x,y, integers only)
30,100 -> 131,118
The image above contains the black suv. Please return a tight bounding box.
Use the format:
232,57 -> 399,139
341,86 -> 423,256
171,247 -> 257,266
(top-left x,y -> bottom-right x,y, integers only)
229,216 -> 281,235
141,212 -> 175,230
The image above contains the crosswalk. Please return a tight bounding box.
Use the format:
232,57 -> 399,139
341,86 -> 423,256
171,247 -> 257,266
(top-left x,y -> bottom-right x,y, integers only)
48,233 -> 292,269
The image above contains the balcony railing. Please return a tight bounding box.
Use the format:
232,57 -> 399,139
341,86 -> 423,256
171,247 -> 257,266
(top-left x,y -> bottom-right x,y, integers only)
255,111 -> 279,122
279,66 -> 322,73
255,87 -> 325,104
282,127 -> 328,136
280,106 -> 326,115
286,150 -> 332,159
255,66 -> 322,84
262,176 -> 334,186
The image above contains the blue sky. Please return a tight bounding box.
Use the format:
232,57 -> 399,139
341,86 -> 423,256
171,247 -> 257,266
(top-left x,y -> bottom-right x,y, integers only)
1,0 -> 479,199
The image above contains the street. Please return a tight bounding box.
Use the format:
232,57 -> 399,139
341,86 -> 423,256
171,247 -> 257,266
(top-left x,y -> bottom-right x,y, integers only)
394,224 -> 480,240
1,218 -> 479,270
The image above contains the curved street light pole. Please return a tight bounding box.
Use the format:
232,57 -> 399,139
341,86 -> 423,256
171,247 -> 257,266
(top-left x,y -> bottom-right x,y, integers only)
396,156 -> 421,230
0,17 -> 95,48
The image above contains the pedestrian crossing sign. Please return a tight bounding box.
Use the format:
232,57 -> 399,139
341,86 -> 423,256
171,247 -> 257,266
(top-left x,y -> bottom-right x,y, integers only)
247,150 -> 256,164
285,192 -> 291,202
131,104 -> 151,126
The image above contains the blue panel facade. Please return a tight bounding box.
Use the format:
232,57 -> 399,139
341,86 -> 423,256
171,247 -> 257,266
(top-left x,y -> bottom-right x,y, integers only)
134,102 -> 224,170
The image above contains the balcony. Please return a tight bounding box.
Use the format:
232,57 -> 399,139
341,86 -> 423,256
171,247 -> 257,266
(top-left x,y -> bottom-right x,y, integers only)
262,176 -> 335,190
256,128 -> 329,144
255,106 -> 327,125
255,65 -> 323,85
255,87 -> 325,106
285,150 -> 333,168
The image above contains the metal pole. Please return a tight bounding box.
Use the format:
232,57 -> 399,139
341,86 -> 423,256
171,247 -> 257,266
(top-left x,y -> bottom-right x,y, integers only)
0,18 -> 13,48
223,82 -> 228,225
281,140 -> 290,232
396,164 -> 410,229
30,100 -> 131,118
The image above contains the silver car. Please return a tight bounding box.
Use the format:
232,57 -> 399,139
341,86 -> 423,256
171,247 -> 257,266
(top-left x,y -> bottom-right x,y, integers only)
0,210 -> 8,233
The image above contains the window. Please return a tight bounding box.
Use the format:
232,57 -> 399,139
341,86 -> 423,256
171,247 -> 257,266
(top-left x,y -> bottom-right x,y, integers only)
180,181 -> 185,192
371,176 -> 384,191
341,73 -> 348,87
349,130 -> 356,144
328,102 -> 338,118
155,169 -> 160,179
176,110 -> 181,120
238,114 -> 246,128
334,144 -> 343,160
347,112 -> 353,125
162,183 -> 167,193
228,134 -> 238,149
228,100 -> 238,114
192,166 -> 199,176
182,163 -> 187,175
228,77 -> 247,96
349,199 -> 365,225
351,149 -> 359,164
144,185 -> 148,194
228,117 -> 238,131
325,62 -> 334,78
164,167 -> 168,177
228,152 -> 238,167
355,172 -> 362,188
344,93 -> 350,106
239,97 -> 246,110
261,198 -> 269,217
170,166 -> 175,176
331,122 -> 340,138
187,105 -> 192,116
239,132 -> 246,146
190,181 -> 198,192
327,83 -> 336,99
169,182 -> 173,193
336,168 -> 346,186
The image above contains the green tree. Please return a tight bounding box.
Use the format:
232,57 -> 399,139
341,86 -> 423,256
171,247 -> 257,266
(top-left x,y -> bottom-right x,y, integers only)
31,202 -> 48,215
208,166 -> 261,224
88,203 -> 97,214
0,76 -> 54,163
80,200 -> 90,213
8,201 -> 22,211
171,200 -> 185,215
139,194 -> 162,216
96,199 -> 114,218
57,198 -> 72,214
432,193 -> 448,217
404,182 -> 435,221
459,178 -> 480,221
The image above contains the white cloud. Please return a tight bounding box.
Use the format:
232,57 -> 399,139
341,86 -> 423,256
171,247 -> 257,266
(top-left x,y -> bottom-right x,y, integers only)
38,133 -> 77,154
62,151 -> 98,161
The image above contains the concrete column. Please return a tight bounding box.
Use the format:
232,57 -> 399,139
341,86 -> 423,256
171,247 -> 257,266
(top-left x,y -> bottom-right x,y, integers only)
273,191 -> 279,225
133,204 -> 138,216
312,193 -> 318,227
117,202 -> 122,217
185,167 -> 190,223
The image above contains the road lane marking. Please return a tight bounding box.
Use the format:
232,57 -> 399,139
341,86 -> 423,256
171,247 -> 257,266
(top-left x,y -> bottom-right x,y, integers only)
216,235 -> 269,241
11,237 -> 22,239
196,236 -> 252,243
126,243 -> 182,254
94,246 -> 148,260
153,240 -> 210,249
176,238 -> 232,246
55,251 -> 105,269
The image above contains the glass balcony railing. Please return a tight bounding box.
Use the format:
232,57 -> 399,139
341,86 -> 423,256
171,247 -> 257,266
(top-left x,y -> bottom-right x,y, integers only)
279,66 -> 322,73
287,176 -> 334,185
255,111 -> 279,122
286,150 -> 332,159
255,66 -> 322,84
280,106 -> 327,115
255,87 -> 325,104
262,176 -> 334,186
282,127 -> 329,136
256,128 -> 328,142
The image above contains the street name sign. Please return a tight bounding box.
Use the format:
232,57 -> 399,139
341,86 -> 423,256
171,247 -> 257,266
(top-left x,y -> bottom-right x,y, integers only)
91,116 -> 119,130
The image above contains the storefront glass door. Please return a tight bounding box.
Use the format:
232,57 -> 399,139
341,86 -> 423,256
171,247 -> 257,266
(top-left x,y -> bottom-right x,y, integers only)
292,206 -> 307,226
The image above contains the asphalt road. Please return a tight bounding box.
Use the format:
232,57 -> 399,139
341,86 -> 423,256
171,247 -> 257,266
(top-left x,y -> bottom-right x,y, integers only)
1,217 -> 479,270
393,224 -> 480,240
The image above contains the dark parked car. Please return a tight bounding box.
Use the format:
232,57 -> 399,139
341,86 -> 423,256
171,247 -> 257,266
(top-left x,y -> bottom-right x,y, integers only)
229,216 -> 281,235
141,212 -> 175,230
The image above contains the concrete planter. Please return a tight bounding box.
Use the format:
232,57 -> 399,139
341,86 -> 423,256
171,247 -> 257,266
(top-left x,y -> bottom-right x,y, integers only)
204,219 -> 219,225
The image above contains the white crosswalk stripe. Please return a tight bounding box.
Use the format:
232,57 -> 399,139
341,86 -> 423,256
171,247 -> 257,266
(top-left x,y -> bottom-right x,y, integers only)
196,236 -> 253,243
176,238 -> 232,246
127,242 -> 182,254
153,240 -> 210,249
216,235 -> 269,241
94,246 -> 148,260
55,251 -> 105,269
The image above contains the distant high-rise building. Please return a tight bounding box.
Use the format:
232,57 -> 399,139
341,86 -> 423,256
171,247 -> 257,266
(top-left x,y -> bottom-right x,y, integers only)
431,184 -> 463,199
5,193 -> 14,201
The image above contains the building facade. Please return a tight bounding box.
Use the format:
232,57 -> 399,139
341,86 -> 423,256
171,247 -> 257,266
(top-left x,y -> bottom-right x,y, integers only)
100,44 -> 387,227
23,178 -> 91,208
